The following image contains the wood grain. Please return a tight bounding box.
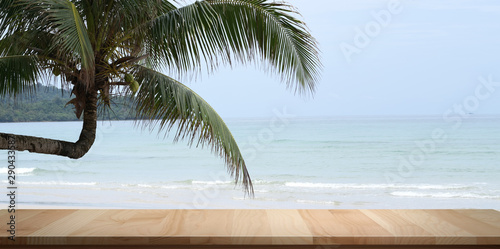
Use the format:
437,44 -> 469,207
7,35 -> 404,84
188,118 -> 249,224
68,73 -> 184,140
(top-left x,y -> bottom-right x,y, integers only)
0,209 -> 499,248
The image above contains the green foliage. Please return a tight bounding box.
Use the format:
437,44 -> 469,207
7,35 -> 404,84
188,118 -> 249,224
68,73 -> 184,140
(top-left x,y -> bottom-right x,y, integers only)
134,66 -> 251,190
0,56 -> 39,97
0,84 -> 135,122
1,0 -> 323,195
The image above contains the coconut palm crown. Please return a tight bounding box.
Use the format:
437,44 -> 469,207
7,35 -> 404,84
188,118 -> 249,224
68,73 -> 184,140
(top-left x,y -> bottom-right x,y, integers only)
0,0 -> 321,195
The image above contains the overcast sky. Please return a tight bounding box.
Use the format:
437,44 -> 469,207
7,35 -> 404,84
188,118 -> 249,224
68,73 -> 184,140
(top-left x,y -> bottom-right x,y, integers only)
183,0 -> 500,118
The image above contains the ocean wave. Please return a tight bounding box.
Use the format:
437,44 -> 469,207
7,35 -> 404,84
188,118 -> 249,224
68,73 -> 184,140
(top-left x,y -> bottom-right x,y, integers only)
161,185 -> 187,189
390,191 -> 500,199
1,167 -> 90,176
1,168 -> 36,175
192,180 -> 232,185
285,182 -> 392,189
121,183 -> 188,190
232,196 -> 278,202
18,181 -> 97,186
253,179 -> 285,185
284,182 -> 476,190
405,184 -> 474,190
296,199 -> 341,205
120,181 -> 234,190
254,189 -> 270,193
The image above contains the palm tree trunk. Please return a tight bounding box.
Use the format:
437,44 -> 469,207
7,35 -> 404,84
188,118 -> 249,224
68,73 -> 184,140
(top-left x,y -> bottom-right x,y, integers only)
0,89 -> 98,159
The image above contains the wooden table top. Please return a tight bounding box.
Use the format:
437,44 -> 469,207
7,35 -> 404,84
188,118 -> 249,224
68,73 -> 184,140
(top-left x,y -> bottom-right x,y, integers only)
1,209 -> 499,247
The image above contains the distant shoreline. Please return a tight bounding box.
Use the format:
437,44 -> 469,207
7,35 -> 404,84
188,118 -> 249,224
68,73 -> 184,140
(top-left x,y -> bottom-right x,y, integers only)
0,118 -> 136,124
2,114 -> 500,124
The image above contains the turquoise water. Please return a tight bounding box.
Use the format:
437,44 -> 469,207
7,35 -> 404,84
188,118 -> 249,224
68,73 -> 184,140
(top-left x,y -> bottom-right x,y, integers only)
1,116 -> 499,209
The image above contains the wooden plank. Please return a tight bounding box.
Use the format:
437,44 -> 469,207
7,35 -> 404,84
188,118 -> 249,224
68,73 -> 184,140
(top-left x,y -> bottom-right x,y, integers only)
230,209 -> 272,245
2,209 -> 72,246
266,209 -> 313,244
452,209 -> 500,232
360,209 -> 435,245
29,210 -> 107,236
0,209 -> 499,247
454,209 -> 500,245
327,209 -> 394,245
2,245 -> 500,249
15,209 -> 47,223
23,210 -> 108,245
390,209 -> 477,245
424,209 -> 500,245
1,210 -> 15,233
298,209 -> 345,245
424,210 -> 500,236
1,208 -> 71,235
183,209 -> 234,245
71,209 -> 189,245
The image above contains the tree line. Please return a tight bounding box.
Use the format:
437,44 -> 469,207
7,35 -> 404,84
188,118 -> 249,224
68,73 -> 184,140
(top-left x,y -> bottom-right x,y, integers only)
0,84 -> 135,122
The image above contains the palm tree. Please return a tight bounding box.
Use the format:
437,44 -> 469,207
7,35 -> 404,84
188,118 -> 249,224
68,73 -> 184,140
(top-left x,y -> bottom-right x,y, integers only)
0,0 -> 321,195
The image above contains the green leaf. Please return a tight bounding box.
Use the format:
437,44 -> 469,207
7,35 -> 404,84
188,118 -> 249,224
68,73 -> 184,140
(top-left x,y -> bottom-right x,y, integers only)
132,65 -> 253,196
147,0 -> 322,94
0,55 -> 39,97
46,0 -> 94,71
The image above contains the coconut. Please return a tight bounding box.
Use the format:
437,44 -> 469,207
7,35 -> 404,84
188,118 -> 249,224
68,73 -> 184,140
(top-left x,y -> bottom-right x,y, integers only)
129,80 -> 139,93
125,73 -> 134,83
53,67 -> 61,76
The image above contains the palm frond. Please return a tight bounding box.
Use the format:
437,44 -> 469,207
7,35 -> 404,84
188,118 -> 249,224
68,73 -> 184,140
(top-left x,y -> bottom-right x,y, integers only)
0,29 -> 53,58
43,0 -> 94,71
0,0 -> 21,33
115,0 -> 176,25
0,55 -> 39,97
147,0 -> 321,94
132,65 -> 253,196
2,0 -> 94,84
145,1 -> 218,73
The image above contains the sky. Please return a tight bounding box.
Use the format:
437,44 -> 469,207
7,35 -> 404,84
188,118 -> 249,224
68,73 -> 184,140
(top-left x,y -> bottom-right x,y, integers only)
183,0 -> 500,118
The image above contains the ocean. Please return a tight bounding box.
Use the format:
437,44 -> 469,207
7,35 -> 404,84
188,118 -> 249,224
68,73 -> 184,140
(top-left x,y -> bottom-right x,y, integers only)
1,115 -> 499,209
